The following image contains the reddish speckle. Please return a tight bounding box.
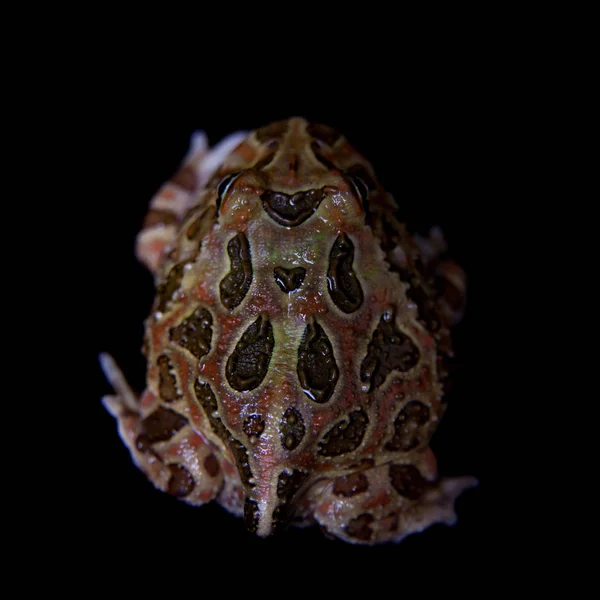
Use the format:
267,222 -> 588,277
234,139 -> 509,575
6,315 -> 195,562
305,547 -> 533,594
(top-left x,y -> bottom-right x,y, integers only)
161,188 -> 175,200
189,403 -> 202,423
200,490 -> 214,502
318,501 -> 332,514
235,141 -> 256,162
140,389 -> 157,409
189,433 -> 205,448
363,490 -> 392,509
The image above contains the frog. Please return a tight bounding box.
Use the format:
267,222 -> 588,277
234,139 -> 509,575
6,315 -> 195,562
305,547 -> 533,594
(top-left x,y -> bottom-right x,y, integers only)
100,117 -> 476,544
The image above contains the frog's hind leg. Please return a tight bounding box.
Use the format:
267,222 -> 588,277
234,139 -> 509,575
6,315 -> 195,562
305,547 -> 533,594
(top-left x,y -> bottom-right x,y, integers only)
135,130 -> 248,275
100,353 -> 224,505
311,449 -> 477,545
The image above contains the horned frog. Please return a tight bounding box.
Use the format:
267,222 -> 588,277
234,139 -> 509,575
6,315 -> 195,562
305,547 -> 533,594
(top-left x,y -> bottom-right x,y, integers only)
101,117 -> 476,544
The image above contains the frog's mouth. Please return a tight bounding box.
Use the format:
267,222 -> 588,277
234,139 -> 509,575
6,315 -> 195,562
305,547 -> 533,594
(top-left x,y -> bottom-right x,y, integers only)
260,188 -> 327,226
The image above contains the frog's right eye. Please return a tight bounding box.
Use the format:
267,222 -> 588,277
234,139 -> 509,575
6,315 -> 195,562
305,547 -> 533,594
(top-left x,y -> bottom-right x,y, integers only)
216,172 -> 240,212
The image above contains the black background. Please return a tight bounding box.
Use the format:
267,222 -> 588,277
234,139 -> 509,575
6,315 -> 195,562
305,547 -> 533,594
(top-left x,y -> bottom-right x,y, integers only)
70,84 -> 513,579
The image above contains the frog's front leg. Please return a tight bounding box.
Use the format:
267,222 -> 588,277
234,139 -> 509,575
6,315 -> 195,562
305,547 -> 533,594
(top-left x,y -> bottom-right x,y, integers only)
135,130 -> 248,275
100,353 -> 224,504
311,449 -> 477,545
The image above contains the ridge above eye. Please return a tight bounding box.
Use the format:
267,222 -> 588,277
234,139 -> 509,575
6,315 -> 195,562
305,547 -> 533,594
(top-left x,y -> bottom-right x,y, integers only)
216,172 -> 240,211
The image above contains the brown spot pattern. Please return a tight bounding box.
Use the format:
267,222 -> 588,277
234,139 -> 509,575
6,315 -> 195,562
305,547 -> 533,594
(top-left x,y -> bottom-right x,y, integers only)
156,262 -> 187,313
203,454 -> 220,477
261,189 -> 326,227
193,379 -> 230,443
385,401 -> 431,452
360,309 -> 420,392
243,414 -> 265,438
306,123 -> 342,147
277,469 -> 309,502
169,306 -> 213,360
389,464 -> 429,500
255,121 -> 288,143
220,232 -> 253,311
157,355 -> 181,403
318,410 -> 368,457
272,469 -> 309,533
327,233 -> 364,314
346,513 -> 374,541
332,472 -> 369,497
273,266 -> 306,293
244,498 -> 260,533
167,463 -> 195,497
280,407 -> 305,451
135,407 -> 187,453
226,314 -> 274,392
170,165 -> 197,192
230,438 -> 254,488
297,319 -> 339,404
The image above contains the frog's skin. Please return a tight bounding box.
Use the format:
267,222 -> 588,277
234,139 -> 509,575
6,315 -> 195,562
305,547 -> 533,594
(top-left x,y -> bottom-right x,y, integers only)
101,118 -> 476,544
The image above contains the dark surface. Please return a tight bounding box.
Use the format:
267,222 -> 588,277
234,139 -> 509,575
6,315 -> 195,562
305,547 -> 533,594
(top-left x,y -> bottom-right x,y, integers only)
72,92 -> 510,576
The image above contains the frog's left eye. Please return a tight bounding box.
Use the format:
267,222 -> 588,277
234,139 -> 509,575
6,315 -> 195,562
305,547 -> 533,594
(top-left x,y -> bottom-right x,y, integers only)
216,172 -> 240,212
347,173 -> 370,205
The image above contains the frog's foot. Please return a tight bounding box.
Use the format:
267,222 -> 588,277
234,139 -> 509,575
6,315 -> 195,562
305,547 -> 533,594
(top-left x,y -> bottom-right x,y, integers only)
100,353 -> 224,505
136,130 -> 248,275
311,449 -> 477,545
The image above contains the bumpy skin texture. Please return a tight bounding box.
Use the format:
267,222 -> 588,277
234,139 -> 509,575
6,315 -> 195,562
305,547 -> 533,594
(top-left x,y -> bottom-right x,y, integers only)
101,118 -> 476,544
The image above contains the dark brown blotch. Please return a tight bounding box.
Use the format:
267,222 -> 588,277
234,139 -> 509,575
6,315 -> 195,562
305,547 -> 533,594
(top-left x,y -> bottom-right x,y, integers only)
306,123 -> 342,147
157,355 -> 181,403
170,165 -> 197,192
332,472 -> 369,497
327,233 -> 364,314
169,306 -> 213,360
346,513 -> 374,541
277,469 -> 309,502
386,401 -> 431,452
297,319 -> 339,404
255,121 -> 288,143
155,262 -> 187,313
243,414 -> 265,438
272,469 -> 309,533
244,498 -> 260,533
280,407 -> 305,451
360,309 -> 420,392
167,463 -> 195,497
226,314 -> 274,392
310,141 -> 338,170
230,438 -> 254,488
135,406 -> 187,453
318,410 -> 368,457
261,188 -> 326,227
274,266 -> 306,293
203,454 -> 220,477
389,464 -> 429,500
193,379 -> 230,443
220,232 -> 253,311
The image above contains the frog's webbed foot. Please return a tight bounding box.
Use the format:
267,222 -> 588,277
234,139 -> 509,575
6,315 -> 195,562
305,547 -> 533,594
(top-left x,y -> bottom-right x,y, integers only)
100,353 -> 225,506
135,130 -> 248,276
311,449 -> 477,545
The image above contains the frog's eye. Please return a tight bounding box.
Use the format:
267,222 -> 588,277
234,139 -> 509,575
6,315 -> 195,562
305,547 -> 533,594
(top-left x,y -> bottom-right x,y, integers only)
216,172 -> 240,212
347,173 -> 370,204
345,164 -> 377,212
